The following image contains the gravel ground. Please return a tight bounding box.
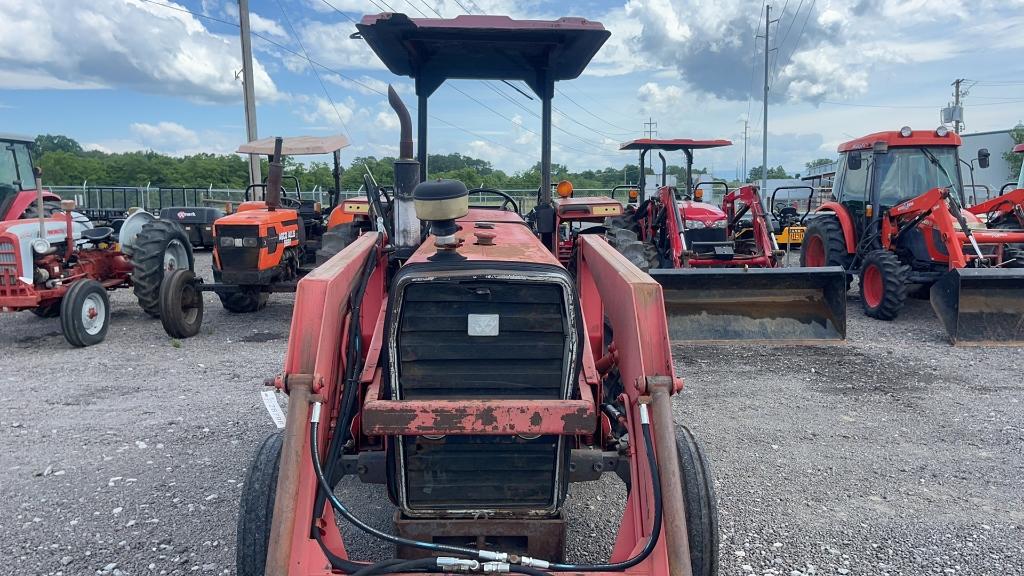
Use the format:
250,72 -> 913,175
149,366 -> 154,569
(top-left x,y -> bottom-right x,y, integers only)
1,252 -> 1021,575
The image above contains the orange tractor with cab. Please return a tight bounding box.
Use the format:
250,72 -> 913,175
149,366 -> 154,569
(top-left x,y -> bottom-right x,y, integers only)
162,13 -> 722,576
800,126 -> 1024,344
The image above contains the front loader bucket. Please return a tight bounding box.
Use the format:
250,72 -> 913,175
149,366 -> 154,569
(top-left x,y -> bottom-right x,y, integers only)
651,266 -> 848,342
930,268 -> 1024,345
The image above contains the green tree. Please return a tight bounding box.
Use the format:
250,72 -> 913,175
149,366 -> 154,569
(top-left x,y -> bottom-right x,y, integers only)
748,165 -> 790,181
34,134 -> 83,155
1004,123 -> 1024,181
805,158 -> 834,171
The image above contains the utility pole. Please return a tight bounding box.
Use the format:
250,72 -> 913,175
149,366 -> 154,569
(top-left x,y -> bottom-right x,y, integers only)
952,78 -> 964,134
757,3 -> 778,197
743,119 -> 748,182
239,0 -> 262,189
643,117 -> 657,183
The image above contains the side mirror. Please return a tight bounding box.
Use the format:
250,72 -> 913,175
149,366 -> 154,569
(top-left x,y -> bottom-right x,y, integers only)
847,151 -> 862,171
978,148 -> 990,169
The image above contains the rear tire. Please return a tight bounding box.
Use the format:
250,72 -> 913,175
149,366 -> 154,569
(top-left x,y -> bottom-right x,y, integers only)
219,287 -> 268,313
859,250 -> 908,320
800,214 -> 852,289
677,426 -> 719,576
131,219 -> 194,317
1003,247 -> 1024,268
315,223 -> 358,266
159,269 -> 204,338
60,280 -> 110,347
237,431 -> 283,576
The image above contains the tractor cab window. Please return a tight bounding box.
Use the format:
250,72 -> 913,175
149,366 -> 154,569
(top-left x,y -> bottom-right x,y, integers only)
0,141 -> 34,195
837,151 -> 870,209
872,147 -> 962,209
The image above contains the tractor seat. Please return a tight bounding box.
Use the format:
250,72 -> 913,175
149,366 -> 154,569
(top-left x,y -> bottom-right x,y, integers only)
81,227 -> 115,242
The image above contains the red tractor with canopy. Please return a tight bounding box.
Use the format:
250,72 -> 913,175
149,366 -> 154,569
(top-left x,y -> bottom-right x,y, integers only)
800,127 -> 1024,344
604,138 -> 847,343
178,12 -> 720,576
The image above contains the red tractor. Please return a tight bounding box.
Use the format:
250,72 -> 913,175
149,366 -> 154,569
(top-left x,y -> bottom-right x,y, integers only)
0,164 -> 193,346
605,139 -> 847,342
800,127 -> 1024,344
170,13 -> 719,576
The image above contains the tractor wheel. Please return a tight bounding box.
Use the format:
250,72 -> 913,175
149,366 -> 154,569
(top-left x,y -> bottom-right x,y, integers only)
131,219 -> 194,318
159,269 -> 204,338
858,250 -> 909,320
1003,247 -> 1024,268
21,200 -> 62,219
60,280 -> 110,347
31,302 -> 61,318
676,425 -> 719,576
800,215 -> 853,289
219,286 -> 268,313
315,223 -> 358,266
237,431 -> 283,576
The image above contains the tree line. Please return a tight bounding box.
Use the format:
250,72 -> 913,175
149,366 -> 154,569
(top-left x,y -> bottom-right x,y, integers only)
32,134 -> 718,192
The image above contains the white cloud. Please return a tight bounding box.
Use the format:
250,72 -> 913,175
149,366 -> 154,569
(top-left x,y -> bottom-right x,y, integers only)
130,121 -> 201,149
637,82 -> 685,112
0,0 -> 281,103
375,110 -> 400,130
298,96 -> 356,129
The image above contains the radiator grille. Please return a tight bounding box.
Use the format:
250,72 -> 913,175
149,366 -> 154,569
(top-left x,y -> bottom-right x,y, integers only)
215,225 -> 259,271
397,281 -> 567,400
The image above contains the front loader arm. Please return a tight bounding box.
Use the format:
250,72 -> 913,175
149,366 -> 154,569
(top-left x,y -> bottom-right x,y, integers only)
881,187 -> 971,269
966,187 -> 1024,225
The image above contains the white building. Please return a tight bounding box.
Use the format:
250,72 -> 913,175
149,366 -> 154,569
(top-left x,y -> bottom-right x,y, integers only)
959,129 -> 1017,201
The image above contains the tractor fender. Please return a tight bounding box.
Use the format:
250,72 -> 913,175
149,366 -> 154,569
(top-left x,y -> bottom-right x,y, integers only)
3,190 -> 61,221
815,202 -> 856,254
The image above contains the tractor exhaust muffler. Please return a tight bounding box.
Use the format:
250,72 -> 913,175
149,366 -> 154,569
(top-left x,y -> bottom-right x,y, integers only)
653,266 -> 848,342
265,136 -> 284,211
389,84 -> 421,255
930,267 -> 1024,345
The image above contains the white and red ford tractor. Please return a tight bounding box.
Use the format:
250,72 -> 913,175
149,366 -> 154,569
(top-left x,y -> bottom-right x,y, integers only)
0,167 -> 194,346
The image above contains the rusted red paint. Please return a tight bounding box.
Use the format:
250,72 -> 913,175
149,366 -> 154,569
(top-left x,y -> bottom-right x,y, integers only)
363,386 -> 596,436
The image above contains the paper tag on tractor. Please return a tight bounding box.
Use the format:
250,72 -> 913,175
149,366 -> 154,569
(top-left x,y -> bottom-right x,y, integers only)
261,390 -> 287,428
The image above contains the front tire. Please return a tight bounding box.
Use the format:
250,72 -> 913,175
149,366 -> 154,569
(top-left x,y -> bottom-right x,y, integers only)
237,432 -> 283,576
315,223 -> 358,266
159,269 -> 204,338
218,286 -> 268,313
800,214 -> 853,289
60,280 -> 110,347
859,250 -> 908,320
131,219 -> 194,317
677,426 -> 719,576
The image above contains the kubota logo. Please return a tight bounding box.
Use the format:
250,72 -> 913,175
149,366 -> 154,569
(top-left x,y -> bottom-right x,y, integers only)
177,211 -> 197,219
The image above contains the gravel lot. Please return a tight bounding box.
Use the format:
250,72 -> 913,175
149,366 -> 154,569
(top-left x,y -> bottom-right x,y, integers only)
1,252 -> 1021,575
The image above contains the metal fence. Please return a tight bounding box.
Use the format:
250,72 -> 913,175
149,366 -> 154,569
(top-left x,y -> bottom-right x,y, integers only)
42,184 -> 623,215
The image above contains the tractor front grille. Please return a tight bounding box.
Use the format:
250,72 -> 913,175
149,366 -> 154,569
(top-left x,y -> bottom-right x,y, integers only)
387,269 -> 578,517
0,239 -> 17,278
215,225 -> 260,271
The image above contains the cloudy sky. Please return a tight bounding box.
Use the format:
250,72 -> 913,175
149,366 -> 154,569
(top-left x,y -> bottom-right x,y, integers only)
2,0 -> 1023,179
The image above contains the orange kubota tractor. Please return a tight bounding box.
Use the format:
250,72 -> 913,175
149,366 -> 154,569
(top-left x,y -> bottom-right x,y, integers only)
157,136 -> 349,338
603,139 -> 847,342
800,126 -> 1024,344
164,13 -> 720,576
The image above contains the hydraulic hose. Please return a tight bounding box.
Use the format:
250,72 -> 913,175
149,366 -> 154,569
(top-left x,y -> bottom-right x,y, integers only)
548,403 -> 663,572
309,403 -> 510,562
309,401 -> 665,573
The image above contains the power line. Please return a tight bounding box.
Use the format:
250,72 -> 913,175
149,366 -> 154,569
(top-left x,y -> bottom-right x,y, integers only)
273,0 -> 352,139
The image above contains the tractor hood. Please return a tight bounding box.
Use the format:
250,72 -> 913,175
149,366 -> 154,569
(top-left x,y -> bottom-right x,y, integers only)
679,200 -> 727,226
405,208 -> 562,267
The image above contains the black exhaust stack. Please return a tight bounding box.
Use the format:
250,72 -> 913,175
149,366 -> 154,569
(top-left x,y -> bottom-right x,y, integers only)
265,136 -> 284,211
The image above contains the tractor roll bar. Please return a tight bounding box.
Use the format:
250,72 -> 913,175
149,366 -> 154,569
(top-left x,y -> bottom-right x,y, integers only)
770,185 -> 815,223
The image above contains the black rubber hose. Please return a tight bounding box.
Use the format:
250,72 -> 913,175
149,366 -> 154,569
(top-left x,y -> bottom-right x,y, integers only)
310,416 -> 495,560
353,558 -> 438,576
313,530 -> 367,573
349,558 -> 412,576
548,414 -> 662,572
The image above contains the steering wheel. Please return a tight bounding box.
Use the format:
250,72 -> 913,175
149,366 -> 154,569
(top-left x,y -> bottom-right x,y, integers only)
467,188 -> 520,214
363,172 -> 394,239
279,196 -> 303,209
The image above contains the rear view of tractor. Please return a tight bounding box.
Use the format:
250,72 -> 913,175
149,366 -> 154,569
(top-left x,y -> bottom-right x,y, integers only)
605,139 -> 846,342
224,13 -> 719,576
800,126 -> 1024,344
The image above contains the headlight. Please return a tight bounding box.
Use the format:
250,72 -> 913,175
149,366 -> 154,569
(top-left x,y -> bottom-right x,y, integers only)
708,219 -> 727,229
683,220 -> 706,229
31,238 -> 52,254
242,237 -> 258,248
219,236 -> 234,247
